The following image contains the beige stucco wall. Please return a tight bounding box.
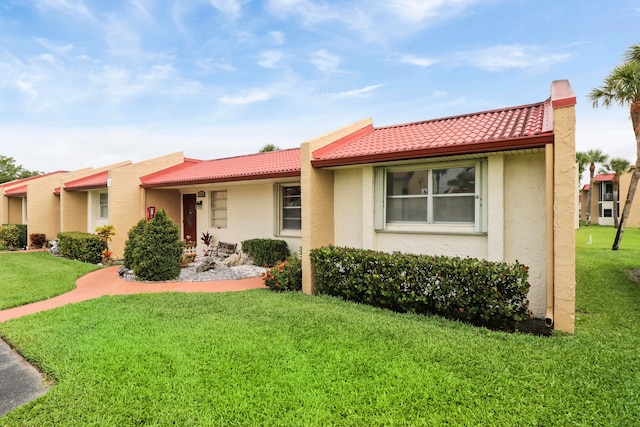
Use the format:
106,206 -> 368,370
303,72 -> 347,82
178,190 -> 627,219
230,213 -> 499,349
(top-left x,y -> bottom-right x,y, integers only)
301,118 -> 373,294
144,188 -> 181,224
108,152 -> 185,258
504,151 -> 547,318
6,197 -> 24,224
552,93 -> 576,333
159,179 -> 302,258
60,190 -> 88,233
26,173 -> 64,241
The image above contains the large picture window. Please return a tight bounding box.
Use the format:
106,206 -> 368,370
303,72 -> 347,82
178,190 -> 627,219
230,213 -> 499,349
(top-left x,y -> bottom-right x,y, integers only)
210,190 -> 227,228
377,161 -> 484,232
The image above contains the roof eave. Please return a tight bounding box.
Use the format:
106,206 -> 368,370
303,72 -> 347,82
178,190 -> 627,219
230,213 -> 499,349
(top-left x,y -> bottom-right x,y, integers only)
310,134 -> 554,168
64,184 -> 108,192
141,170 -> 301,189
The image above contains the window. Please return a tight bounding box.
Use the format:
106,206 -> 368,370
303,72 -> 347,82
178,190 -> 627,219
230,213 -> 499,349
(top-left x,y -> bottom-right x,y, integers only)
210,190 -> 227,228
99,193 -> 108,219
278,184 -> 301,234
376,161 -> 485,232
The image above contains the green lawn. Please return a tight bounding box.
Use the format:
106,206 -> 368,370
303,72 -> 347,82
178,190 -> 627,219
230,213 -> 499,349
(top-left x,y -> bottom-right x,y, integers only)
0,227 -> 639,426
0,252 -> 101,310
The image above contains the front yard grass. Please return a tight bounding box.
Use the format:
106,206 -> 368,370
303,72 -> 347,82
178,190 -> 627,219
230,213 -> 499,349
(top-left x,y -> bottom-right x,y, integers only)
0,252 -> 101,310
0,226 -> 639,425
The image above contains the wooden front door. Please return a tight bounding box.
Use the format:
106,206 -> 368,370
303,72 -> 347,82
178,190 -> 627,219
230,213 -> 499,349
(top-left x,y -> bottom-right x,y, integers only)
182,194 -> 197,241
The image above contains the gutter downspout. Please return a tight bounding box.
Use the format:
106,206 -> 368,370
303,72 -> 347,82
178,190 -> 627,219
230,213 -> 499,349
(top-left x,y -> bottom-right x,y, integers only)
545,143 -> 554,327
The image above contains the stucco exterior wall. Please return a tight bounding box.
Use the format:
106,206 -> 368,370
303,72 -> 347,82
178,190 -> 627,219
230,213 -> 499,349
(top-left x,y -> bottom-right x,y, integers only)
144,188 -> 181,224
6,197 -> 23,224
26,173 -> 64,241
333,168 -> 364,247
60,191 -> 88,232
108,152 -> 185,258
503,151 -> 547,318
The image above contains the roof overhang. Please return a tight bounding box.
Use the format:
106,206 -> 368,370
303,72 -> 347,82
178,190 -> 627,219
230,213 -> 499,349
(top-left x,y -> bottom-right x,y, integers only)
4,185 -> 27,197
141,170 -> 301,189
64,171 -> 109,192
311,133 -> 553,168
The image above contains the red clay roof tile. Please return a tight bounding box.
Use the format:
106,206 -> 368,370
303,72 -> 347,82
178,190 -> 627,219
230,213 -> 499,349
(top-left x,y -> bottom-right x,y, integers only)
593,173 -> 615,183
64,171 -> 109,191
141,149 -> 300,188
312,101 -> 553,167
4,185 -> 27,196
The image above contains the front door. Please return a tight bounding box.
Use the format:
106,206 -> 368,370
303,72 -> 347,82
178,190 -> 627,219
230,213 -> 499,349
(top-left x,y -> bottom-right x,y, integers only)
182,194 -> 197,241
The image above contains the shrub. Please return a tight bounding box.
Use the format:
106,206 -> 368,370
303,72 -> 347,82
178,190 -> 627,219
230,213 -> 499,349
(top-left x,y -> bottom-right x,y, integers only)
241,238 -> 290,267
131,210 -> 184,281
29,233 -> 47,248
262,255 -> 302,292
0,224 -> 27,250
58,232 -> 107,264
95,225 -> 115,244
124,219 -> 146,270
310,246 -> 531,331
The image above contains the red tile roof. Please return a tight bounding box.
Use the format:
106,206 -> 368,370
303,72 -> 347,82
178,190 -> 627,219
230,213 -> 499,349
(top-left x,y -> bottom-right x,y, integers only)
141,149 -> 300,188
582,184 -> 590,191
4,185 -> 27,196
593,173 -> 614,183
64,171 -> 109,191
312,101 -> 553,167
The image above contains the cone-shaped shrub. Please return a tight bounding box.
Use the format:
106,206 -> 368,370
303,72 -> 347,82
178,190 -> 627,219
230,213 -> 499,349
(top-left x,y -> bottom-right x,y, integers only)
123,219 -> 146,270
131,210 -> 184,281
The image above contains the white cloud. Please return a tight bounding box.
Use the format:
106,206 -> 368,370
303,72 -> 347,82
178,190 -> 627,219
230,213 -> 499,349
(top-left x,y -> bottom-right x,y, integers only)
400,54 -> 437,67
219,90 -> 271,105
34,0 -> 94,19
34,38 -> 74,57
459,44 -> 572,72
269,31 -> 286,45
15,80 -> 38,100
310,49 -> 341,73
258,50 -> 284,69
335,84 -> 384,98
210,0 -> 245,18
196,58 -> 236,73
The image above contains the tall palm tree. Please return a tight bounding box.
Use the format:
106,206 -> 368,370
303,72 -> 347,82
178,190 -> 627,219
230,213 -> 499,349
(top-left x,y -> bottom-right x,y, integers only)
598,157 -> 631,228
576,151 -> 589,178
589,43 -> 640,249
583,149 -> 609,226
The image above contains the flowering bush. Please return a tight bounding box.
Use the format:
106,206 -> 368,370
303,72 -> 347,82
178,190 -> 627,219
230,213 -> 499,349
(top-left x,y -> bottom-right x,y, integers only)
262,255 -> 302,292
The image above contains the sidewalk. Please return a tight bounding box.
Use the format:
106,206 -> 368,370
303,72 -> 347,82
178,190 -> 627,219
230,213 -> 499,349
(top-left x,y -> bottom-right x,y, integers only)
0,266 -> 267,323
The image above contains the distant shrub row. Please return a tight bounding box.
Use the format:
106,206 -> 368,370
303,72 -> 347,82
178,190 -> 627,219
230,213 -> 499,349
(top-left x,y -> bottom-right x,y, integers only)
0,224 -> 27,250
310,246 -> 531,330
58,232 -> 107,264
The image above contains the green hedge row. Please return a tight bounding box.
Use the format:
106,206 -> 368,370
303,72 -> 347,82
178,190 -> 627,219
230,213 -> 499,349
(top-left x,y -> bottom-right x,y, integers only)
58,232 -> 107,264
0,224 -> 27,250
241,238 -> 290,267
310,246 -> 531,330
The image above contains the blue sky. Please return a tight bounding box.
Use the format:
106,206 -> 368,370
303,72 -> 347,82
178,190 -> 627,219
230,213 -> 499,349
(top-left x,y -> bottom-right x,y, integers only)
0,0 -> 638,178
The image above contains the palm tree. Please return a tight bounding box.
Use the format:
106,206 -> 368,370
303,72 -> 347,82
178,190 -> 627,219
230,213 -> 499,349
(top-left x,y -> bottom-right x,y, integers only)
583,149 -> 609,226
576,151 -> 589,178
589,43 -> 640,249
598,157 -> 631,228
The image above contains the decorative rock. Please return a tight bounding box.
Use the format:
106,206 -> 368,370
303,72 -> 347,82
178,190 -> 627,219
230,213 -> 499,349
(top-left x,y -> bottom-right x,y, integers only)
222,253 -> 242,267
196,258 -> 217,273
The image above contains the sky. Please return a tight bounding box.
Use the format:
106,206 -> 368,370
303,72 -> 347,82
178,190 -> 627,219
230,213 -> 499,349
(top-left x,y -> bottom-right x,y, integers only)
0,0 -> 638,180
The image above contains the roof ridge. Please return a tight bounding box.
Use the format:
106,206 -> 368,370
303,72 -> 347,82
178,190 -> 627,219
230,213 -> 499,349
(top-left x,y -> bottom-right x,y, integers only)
373,101 -> 547,131
202,147 -> 300,162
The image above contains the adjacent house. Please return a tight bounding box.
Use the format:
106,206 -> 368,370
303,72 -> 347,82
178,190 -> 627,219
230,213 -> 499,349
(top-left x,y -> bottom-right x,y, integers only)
580,171 -> 640,227
1,80 -> 577,332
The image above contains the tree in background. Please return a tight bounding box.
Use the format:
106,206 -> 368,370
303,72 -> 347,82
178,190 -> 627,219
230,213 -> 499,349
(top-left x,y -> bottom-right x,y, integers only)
0,155 -> 42,184
599,158 -> 632,228
582,149 -> 609,226
259,144 -> 280,152
589,43 -> 640,249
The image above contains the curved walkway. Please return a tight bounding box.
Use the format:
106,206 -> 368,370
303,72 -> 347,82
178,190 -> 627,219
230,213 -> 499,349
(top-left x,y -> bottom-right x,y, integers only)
0,266 -> 267,323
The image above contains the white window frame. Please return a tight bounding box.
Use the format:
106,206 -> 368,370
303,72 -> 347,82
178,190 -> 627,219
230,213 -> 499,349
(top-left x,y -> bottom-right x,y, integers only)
375,159 -> 487,234
99,192 -> 109,219
276,183 -> 301,237
210,190 -> 227,228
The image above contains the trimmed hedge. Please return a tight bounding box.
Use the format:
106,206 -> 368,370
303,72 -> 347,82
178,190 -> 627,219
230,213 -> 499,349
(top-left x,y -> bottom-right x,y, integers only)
0,224 -> 27,250
241,238 -> 290,267
310,246 -> 531,330
262,255 -> 302,292
123,219 -> 146,270
58,232 -> 107,264
130,210 -> 183,281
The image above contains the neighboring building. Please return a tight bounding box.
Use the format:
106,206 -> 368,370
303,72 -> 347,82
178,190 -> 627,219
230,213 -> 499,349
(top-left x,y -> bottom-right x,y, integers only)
0,80 -> 577,332
139,149 -> 302,256
580,171 -> 640,227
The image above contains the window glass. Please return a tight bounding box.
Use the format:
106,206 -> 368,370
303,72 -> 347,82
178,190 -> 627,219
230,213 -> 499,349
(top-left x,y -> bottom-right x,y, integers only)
432,167 -> 475,194
99,193 -> 108,219
386,198 -> 428,222
282,185 -> 301,230
387,170 -> 429,196
210,191 -> 227,228
433,196 -> 475,223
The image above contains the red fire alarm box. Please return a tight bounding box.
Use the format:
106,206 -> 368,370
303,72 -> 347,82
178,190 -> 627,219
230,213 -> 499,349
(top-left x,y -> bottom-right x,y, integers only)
147,206 -> 156,221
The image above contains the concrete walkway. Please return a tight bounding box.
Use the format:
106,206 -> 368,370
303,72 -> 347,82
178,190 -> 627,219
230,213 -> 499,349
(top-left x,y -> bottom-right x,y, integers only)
0,267 -> 266,416
0,266 -> 267,322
